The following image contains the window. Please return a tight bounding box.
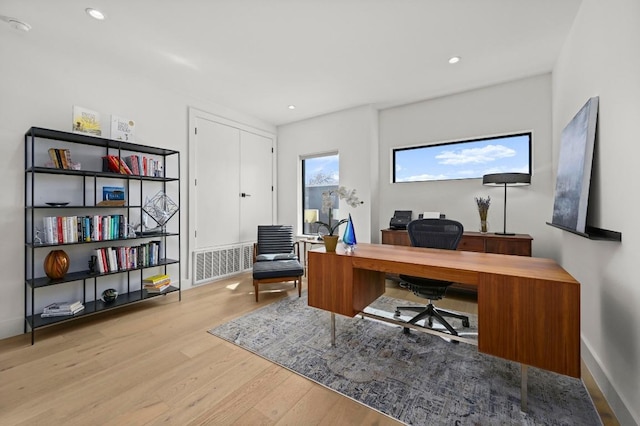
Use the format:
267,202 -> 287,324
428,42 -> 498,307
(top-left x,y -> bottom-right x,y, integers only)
302,153 -> 339,235
393,132 -> 532,183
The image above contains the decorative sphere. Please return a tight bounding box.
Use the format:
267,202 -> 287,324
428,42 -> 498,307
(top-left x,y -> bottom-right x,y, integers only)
102,288 -> 118,303
43,250 -> 70,279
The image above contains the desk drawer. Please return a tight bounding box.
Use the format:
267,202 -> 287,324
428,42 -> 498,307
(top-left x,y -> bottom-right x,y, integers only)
457,237 -> 485,252
485,239 -> 531,256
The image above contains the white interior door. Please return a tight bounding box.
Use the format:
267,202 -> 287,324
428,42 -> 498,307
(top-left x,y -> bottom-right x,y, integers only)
193,117 -> 240,248
239,131 -> 274,242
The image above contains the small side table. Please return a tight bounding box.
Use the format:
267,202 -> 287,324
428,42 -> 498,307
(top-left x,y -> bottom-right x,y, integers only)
299,237 -> 324,276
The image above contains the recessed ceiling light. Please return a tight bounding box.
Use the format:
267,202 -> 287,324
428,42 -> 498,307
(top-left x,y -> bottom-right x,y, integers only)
0,15 -> 31,32
86,8 -> 106,20
448,56 -> 461,64
288,105 -> 296,110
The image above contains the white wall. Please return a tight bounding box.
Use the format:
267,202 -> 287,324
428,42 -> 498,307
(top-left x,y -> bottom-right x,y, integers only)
378,75 -> 557,257
552,0 -> 640,424
0,29 -> 274,339
276,105 -> 378,241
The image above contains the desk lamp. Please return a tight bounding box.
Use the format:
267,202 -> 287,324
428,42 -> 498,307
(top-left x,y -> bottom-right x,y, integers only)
482,172 -> 531,235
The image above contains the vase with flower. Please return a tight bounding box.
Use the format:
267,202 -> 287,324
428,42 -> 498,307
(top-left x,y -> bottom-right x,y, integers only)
315,186 -> 361,252
475,196 -> 491,233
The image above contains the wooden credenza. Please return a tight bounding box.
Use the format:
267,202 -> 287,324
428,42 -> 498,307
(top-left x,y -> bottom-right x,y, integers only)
381,228 -> 533,292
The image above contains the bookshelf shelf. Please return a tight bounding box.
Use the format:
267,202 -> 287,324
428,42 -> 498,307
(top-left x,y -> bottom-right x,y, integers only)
27,166 -> 179,181
25,286 -> 179,329
24,126 -> 181,344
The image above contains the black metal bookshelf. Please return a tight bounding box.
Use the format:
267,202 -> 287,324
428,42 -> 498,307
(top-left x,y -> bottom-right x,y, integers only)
24,127 -> 181,344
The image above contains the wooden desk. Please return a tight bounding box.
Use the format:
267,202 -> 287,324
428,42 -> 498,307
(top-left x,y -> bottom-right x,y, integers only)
381,229 -> 533,292
307,243 -> 580,379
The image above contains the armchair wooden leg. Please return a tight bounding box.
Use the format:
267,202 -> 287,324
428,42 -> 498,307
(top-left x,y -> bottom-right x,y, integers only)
298,278 -> 301,297
254,280 -> 259,302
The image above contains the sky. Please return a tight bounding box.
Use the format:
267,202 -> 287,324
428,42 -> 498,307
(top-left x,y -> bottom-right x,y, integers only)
304,154 -> 339,185
394,134 -> 531,182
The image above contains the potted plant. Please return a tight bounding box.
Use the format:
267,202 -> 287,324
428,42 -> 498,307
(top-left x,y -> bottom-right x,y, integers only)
315,186 -> 360,252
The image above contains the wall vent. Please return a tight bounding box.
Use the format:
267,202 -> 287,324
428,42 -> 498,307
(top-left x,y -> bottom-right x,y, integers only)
193,243 -> 254,285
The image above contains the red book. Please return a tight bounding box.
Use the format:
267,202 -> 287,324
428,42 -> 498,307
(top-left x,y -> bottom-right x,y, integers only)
102,155 -> 120,173
100,249 -> 109,274
56,217 -> 63,243
118,157 -> 132,175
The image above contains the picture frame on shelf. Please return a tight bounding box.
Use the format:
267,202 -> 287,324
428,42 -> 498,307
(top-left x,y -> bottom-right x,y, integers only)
72,105 -> 102,136
110,115 -> 135,141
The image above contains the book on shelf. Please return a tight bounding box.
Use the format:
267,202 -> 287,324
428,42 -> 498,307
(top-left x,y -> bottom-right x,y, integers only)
47,148 -> 73,169
143,274 -> 170,284
42,301 -> 85,317
144,280 -> 170,288
41,305 -> 85,317
124,155 -> 140,175
43,215 -> 130,244
102,186 -> 125,202
43,300 -> 83,312
72,105 -> 102,136
145,283 -> 172,293
110,115 -> 136,142
102,155 -> 133,175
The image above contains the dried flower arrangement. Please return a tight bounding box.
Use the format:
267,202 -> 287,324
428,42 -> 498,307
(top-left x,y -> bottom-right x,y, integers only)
475,196 -> 491,221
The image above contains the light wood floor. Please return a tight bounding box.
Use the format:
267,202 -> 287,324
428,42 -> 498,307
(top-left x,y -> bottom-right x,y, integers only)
0,274 -> 618,425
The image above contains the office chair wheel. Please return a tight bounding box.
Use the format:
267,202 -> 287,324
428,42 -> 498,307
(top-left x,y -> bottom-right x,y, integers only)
462,319 -> 470,327
394,310 -> 401,317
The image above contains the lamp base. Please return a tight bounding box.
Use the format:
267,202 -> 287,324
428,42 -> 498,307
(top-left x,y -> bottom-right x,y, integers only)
494,232 -> 516,236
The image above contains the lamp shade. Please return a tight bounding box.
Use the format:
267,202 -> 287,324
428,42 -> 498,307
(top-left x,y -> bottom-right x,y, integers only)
481,172 -> 531,235
482,172 -> 531,186
304,209 -> 319,223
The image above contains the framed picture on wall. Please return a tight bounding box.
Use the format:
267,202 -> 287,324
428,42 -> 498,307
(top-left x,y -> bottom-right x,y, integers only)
551,96 -> 599,234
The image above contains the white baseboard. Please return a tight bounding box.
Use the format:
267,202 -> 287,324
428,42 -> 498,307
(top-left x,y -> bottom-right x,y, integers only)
0,316 -> 25,340
581,336 -> 639,426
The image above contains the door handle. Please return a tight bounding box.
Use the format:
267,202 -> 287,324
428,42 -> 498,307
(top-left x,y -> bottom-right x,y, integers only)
241,192 -> 252,197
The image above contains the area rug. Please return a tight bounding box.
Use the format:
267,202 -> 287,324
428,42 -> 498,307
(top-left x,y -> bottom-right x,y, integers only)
208,293 -> 600,426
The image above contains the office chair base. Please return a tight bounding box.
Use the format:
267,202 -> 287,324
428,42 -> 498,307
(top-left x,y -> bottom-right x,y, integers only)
395,303 -> 470,337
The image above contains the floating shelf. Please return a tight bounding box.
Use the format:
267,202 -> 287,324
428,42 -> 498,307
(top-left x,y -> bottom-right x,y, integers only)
546,222 -> 622,242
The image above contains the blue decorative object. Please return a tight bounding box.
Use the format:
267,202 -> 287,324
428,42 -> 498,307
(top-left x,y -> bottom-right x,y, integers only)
342,214 -> 357,253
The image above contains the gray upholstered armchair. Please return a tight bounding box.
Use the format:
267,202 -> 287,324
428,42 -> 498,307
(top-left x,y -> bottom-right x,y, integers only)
253,224 -> 299,262
252,225 -> 303,302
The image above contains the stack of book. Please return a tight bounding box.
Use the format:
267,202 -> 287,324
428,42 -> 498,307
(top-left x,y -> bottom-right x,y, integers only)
143,274 -> 171,293
47,148 -> 72,169
41,301 -> 85,318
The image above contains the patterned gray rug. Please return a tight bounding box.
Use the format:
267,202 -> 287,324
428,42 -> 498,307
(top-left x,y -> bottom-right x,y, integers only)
209,293 -> 600,426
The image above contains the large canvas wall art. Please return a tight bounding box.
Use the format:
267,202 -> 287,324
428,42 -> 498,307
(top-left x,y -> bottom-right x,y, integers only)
551,96 -> 599,233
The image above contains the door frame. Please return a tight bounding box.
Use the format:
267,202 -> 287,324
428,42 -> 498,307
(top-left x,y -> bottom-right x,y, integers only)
187,107 -> 277,279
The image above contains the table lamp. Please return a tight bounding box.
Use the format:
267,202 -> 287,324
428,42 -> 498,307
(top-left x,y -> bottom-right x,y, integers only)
304,209 -> 319,224
482,172 -> 531,235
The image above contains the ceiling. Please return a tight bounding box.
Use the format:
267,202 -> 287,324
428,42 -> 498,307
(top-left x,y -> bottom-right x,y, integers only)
1,0 -> 582,126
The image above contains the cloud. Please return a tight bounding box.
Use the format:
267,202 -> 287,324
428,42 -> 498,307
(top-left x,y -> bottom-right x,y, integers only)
396,173 -> 448,182
436,144 -> 516,165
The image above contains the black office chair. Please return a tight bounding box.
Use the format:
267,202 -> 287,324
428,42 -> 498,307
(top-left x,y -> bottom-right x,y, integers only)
394,218 -> 470,336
